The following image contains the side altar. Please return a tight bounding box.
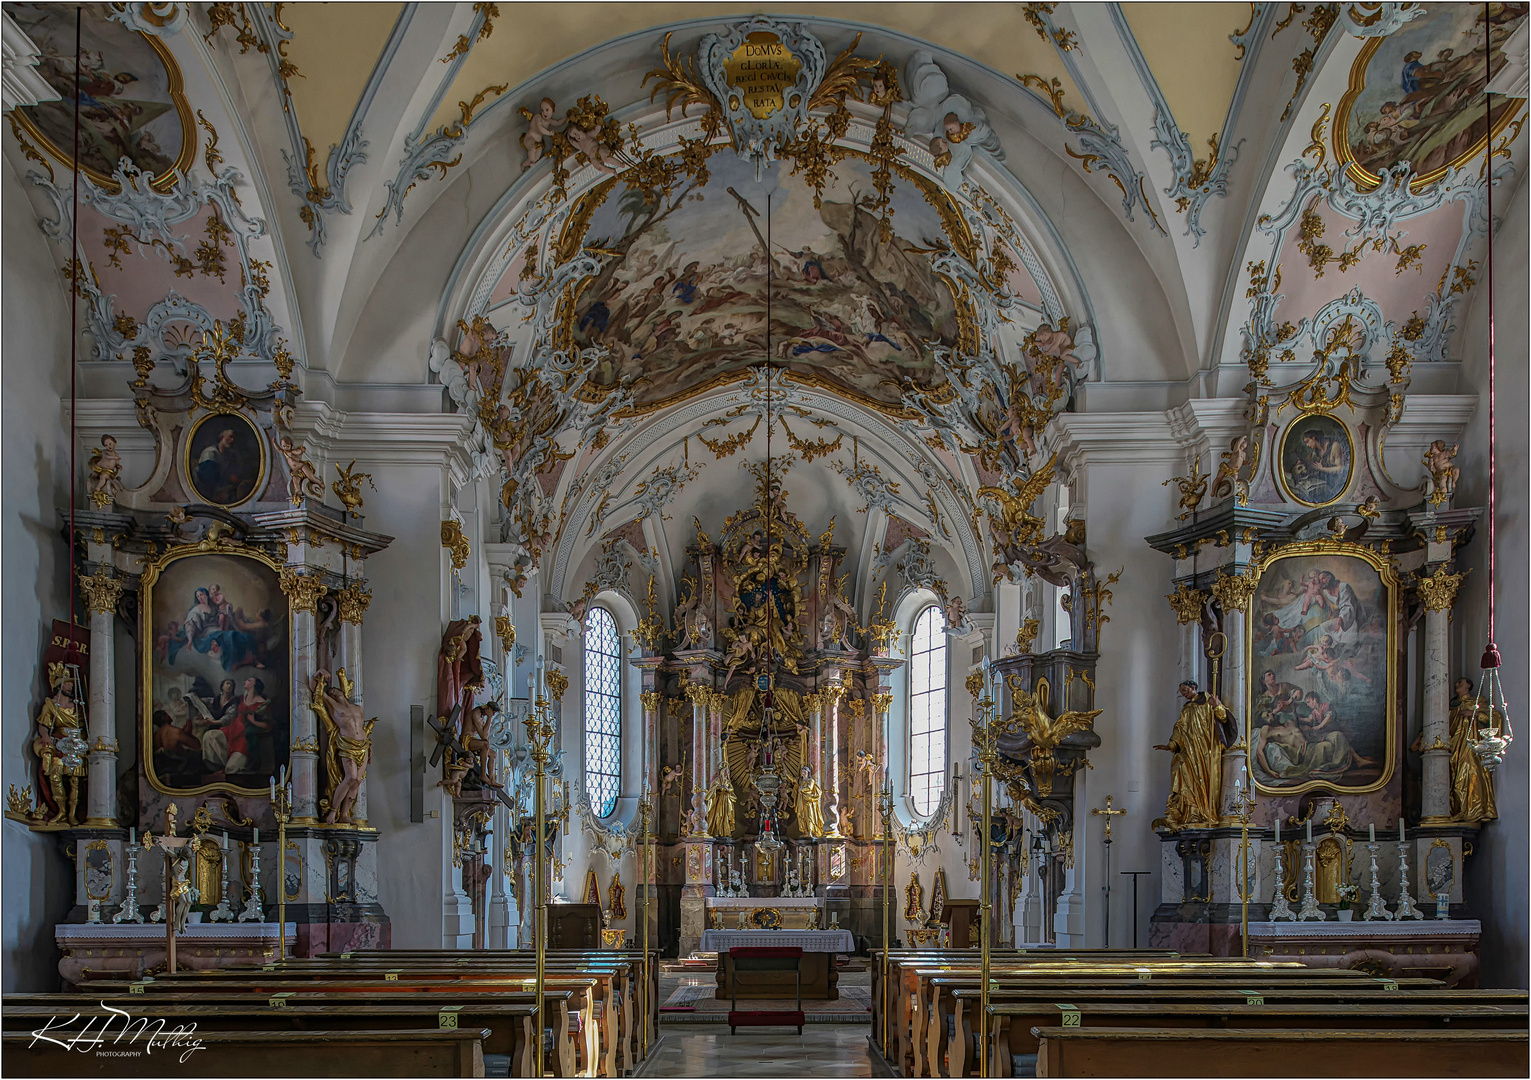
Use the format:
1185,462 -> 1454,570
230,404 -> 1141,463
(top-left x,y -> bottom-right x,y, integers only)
1143,351 -> 1496,975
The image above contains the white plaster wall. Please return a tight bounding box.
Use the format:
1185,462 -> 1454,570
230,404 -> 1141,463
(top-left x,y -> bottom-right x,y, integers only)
1452,175 -> 1528,990
2,160 -> 75,990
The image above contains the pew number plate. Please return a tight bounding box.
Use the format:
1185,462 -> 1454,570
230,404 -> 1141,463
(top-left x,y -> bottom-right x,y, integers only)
340,952 -> 353,960
385,970 -> 402,980
269,993 -> 295,1008
1376,978 -> 1399,991
439,1006 -> 464,1029
1239,991 -> 1264,1006
1055,1004 -> 1081,1027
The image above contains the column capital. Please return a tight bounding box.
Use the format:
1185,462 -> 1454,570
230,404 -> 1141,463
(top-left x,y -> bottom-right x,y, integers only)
640,691 -> 663,714
80,569 -> 123,614
279,567 -> 328,613
1417,565 -> 1466,612
1210,568 -> 1257,613
1166,582 -> 1207,624
336,582 -> 372,624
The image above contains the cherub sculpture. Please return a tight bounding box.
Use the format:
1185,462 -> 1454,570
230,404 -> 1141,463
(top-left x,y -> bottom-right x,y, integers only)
278,437 -> 324,506
1422,440 -> 1460,505
87,434 -> 123,508
517,96 -> 565,170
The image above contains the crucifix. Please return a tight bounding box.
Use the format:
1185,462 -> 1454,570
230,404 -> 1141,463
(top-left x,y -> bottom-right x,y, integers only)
1090,795 -> 1127,947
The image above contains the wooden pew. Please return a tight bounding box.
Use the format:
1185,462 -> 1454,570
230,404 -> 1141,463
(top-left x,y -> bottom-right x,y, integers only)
2,1026 -> 493,1078
988,999 -> 1530,1077
72,978 -> 597,1077
1028,1025 -> 1529,1077
938,975 -> 1451,1078
2,996 -> 561,1078
89,959 -> 625,1076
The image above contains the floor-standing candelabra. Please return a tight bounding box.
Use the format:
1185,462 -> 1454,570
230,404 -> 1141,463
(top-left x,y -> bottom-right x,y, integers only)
1394,841 -> 1422,920
113,834 -> 146,924
239,832 -> 265,922
878,775 -> 893,1060
638,793 -> 652,1060
209,833 -> 235,922
524,673 -> 556,1080
973,663 -> 998,1078
272,771 -> 293,960
1230,785 -> 1254,956
1362,843 -> 1393,921
1296,840 -> 1325,921
1268,840 -> 1295,921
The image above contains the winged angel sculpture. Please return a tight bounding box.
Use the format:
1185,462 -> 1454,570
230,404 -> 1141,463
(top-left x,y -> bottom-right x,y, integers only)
999,675 -> 1101,801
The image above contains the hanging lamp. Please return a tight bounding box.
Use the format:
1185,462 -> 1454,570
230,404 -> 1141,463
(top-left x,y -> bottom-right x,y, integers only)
1472,2 -> 1512,770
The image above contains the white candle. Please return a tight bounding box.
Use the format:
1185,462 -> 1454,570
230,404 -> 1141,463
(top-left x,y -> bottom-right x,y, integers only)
1273,818 -> 1279,842
1399,819 -> 1406,843
222,830 -> 229,850
1368,824 -> 1375,843
271,777 -> 276,799
253,827 -> 259,845
1305,819 -> 1312,843
130,827 -> 136,846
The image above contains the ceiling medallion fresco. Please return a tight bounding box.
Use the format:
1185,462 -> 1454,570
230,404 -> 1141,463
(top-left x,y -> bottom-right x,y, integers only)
9,3 -> 195,192
559,150 -> 968,414
1335,2 -> 1527,190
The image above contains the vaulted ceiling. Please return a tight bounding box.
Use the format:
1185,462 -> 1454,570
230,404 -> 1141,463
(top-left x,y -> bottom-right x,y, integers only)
6,2 -> 1525,612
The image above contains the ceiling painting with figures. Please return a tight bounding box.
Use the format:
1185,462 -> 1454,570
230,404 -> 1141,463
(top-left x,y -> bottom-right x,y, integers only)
1249,549 -> 1396,795
143,550 -> 290,797
565,151 -> 964,413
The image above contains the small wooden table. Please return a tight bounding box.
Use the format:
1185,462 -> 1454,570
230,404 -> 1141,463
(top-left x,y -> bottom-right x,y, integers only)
729,947 -> 804,1034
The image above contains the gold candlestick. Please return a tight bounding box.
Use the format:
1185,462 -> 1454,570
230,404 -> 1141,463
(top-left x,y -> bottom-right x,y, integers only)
973,671 -> 998,1080
638,793 -> 653,1058
879,775 -> 893,1058
272,779 -> 293,963
523,685 -> 556,1079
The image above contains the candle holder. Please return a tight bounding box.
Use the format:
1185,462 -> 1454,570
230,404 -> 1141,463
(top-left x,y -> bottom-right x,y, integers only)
1296,841 -> 1325,920
272,780 -> 294,956
1434,890 -> 1450,920
113,840 -> 146,924
1393,842 -> 1422,920
1268,840 -> 1295,921
1362,843 -> 1393,921
239,840 -> 266,922
209,843 -> 235,922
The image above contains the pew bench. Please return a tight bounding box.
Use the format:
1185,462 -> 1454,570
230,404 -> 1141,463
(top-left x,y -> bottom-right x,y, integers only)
2,1026 -> 494,1078
1027,1025 -> 1530,1078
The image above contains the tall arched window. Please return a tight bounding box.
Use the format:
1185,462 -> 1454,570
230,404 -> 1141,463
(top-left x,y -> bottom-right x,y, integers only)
583,607 -> 622,817
908,604 -> 948,816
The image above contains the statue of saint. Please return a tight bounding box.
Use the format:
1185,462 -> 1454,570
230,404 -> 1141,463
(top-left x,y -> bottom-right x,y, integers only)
795,765 -> 825,838
34,662 -> 87,825
705,764 -> 737,839
608,872 -> 627,920
1448,677 -> 1497,822
1154,680 -> 1229,830
312,669 -> 377,825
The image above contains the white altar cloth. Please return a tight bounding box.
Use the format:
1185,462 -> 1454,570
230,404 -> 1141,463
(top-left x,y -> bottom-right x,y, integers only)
700,929 -> 855,953
705,896 -> 820,908
1248,919 -> 1480,939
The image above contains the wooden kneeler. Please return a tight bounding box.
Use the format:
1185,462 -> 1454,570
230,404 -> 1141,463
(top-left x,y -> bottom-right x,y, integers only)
728,947 -> 805,1035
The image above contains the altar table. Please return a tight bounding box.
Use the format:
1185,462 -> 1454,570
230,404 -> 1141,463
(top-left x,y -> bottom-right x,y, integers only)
1246,918 -> 1482,987
701,929 -> 855,1000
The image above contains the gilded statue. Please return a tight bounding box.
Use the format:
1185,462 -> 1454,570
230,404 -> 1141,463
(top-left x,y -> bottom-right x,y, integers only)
705,763 -> 737,838
33,662 -> 87,825
795,765 -> 825,838
87,434 -> 123,508
1004,676 -> 1101,799
609,872 -> 626,920
1448,677 -> 1497,822
903,872 -> 923,920
312,668 -> 378,826
1154,680 -> 1230,830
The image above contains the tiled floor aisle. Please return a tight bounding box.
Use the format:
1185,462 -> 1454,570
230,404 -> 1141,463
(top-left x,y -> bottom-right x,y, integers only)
640,1024 -> 882,1078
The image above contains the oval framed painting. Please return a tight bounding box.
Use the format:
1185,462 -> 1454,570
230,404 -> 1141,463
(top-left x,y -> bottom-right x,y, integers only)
1278,413 -> 1354,508
184,411 -> 268,507
1334,4 -> 1527,190
140,544 -> 290,797
7,4 -> 195,191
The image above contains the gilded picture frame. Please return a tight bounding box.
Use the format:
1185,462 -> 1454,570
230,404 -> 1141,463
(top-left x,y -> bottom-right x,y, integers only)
1246,541 -> 1398,796
1277,411 -> 1355,508
182,410 -> 269,508
140,542 -> 290,797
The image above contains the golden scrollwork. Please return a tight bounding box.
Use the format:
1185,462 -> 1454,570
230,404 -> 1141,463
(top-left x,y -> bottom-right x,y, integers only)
965,670 -> 985,700
331,461 -> 374,514
278,567 -> 328,614
1417,565 -> 1466,612
336,583 -> 372,625
1016,617 -> 1041,654
494,615 -> 515,647
633,575 -> 668,652
869,691 -> 893,717
441,519 -> 471,571
639,691 -> 663,716
1162,453 -> 1209,520
545,668 -> 569,702
80,569 -> 124,615
1166,582 -> 1206,625
1210,568 -> 1259,613
1000,675 -> 1101,799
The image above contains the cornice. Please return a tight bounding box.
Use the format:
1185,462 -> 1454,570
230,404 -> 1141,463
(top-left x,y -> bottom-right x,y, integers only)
1048,410 -> 1183,468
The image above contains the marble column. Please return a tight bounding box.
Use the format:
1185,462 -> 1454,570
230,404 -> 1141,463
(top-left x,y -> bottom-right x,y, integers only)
1211,574 -> 1253,818
80,570 -> 123,827
686,684 -> 711,838
821,682 -> 845,836
280,570 -> 328,823
640,690 -> 662,795
870,691 -> 892,834
1418,570 -> 1461,823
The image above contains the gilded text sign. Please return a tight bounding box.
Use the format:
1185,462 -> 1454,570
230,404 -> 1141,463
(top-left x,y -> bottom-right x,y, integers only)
722,32 -> 803,120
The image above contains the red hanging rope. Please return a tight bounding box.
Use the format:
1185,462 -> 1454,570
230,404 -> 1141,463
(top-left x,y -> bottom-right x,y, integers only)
1481,1 -> 1501,671
67,6 -> 82,629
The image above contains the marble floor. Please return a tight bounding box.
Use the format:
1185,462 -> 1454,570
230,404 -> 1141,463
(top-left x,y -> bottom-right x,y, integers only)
637,1024 -> 890,1078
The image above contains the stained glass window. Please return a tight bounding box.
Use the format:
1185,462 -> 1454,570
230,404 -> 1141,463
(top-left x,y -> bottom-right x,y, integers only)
909,604 -> 947,817
583,607 -> 622,817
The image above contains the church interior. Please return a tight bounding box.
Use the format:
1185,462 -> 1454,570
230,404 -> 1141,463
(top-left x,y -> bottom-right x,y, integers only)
3,2 -> 1528,1076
